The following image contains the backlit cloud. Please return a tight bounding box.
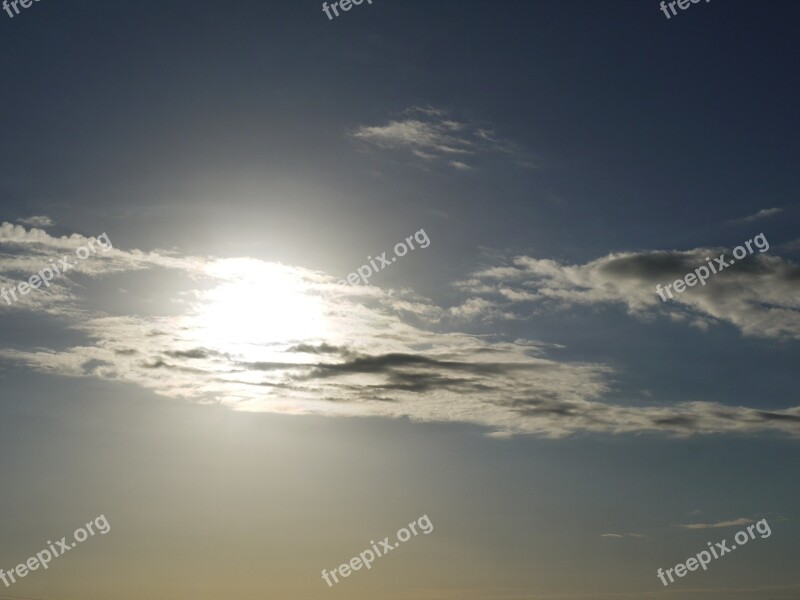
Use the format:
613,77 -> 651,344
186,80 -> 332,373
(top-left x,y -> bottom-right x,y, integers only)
455,244 -> 800,339
351,106 -> 534,170
2,224 -> 800,439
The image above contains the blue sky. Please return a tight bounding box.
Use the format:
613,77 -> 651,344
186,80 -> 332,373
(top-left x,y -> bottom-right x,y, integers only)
0,1 -> 798,599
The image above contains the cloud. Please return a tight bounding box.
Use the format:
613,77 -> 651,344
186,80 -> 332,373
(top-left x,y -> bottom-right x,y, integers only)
600,533 -> 643,538
727,207 -> 783,224
1,224 -> 800,439
673,517 -> 754,529
0,222 -> 205,315
16,215 -> 54,227
455,244 -> 800,339
165,348 -> 220,359
287,343 -> 348,355
350,106 -> 533,170
781,238 -> 800,252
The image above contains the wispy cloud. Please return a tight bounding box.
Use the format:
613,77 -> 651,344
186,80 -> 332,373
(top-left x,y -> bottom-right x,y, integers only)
673,517 -> 754,529
727,207 -> 783,224
600,533 -> 643,538
16,215 -> 54,227
780,238 -> 800,252
351,106 -> 533,170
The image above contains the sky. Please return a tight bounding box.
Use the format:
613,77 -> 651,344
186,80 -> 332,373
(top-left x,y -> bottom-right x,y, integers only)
0,1 -> 799,599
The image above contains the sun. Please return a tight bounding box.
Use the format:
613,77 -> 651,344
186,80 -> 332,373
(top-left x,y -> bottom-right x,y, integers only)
185,258 -> 330,356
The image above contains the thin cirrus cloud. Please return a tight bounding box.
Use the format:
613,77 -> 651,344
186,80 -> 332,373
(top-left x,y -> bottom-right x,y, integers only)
350,106 -> 534,170
726,207 -> 783,225
1,224 -> 800,439
16,215 -> 55,227
455,245 -> 800,339
673,517 -> 754,530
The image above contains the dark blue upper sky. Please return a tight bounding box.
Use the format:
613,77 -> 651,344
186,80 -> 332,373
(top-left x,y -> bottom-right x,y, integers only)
3,0 -> 798,257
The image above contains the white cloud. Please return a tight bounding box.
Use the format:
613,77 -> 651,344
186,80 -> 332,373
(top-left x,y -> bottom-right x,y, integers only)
16,215 -> 54,227
727,207 -> 783,224
1,224 -> 800,439
456,245 -> 800,340
673,517 -> 754,529
351,106 -> 533,170
0,222 -> 204,315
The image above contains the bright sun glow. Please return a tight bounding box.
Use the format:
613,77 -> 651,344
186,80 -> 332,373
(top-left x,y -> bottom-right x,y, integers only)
185,258 -> 329,355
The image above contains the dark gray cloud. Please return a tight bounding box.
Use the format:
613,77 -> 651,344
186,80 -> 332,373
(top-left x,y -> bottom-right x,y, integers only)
165,348 -> 218,359
286,343 -> 349,355
305,352 -> 508,379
